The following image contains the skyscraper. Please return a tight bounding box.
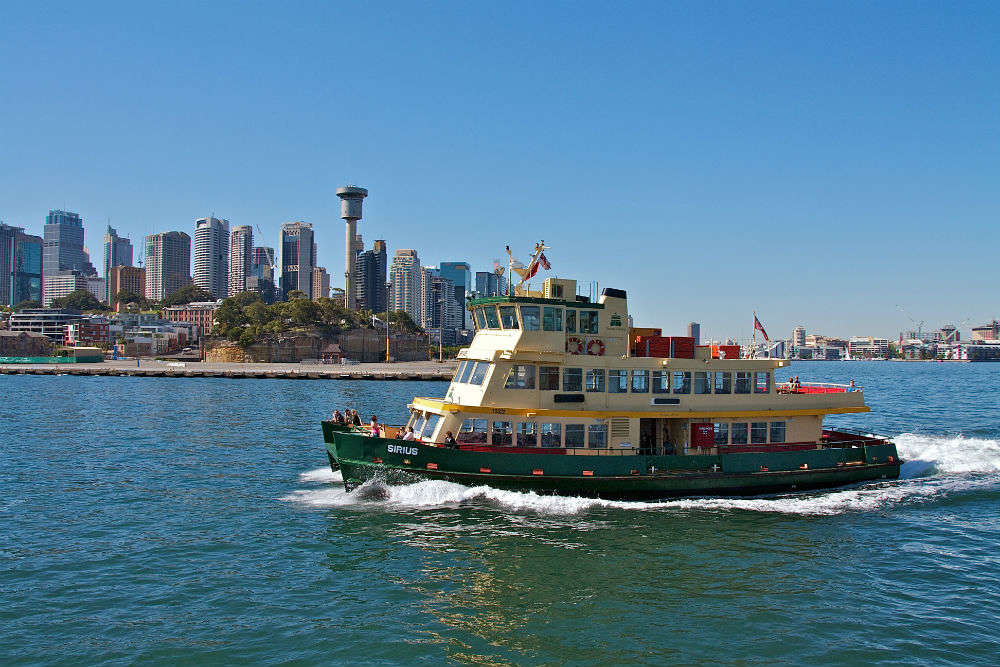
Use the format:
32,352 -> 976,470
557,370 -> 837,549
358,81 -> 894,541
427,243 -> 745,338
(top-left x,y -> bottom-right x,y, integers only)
279,222 -> 316,299
103,226 -> 133,302
388,249 -> 421,325
228,225 -> 253,297
439,261 -> 471,328
252,246 -> 275,281
145,231 -> 191,301
311,267 -> 330,300
193,217 -> 229,299
44,210 -> 96,277
687,322 -> 701,345
474,271 -> 503,297
1,223 -> 43,307
421,268 -> 461,344
107,266 -> 145,311
356,239 -> 388,314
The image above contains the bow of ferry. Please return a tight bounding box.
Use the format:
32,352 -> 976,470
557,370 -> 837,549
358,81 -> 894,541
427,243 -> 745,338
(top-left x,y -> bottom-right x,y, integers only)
323,268 -> 900,499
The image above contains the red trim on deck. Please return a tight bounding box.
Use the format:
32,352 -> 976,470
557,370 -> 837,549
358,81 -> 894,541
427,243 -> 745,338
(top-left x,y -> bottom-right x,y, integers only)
456,444 -> 567,455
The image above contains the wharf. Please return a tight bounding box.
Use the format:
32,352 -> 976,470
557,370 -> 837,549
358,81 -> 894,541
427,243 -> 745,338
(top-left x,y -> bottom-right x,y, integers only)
0,360 -> 457,381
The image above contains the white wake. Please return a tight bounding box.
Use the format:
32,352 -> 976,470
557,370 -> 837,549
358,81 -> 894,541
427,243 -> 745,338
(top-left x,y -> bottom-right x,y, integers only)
283,434 -> 1000,516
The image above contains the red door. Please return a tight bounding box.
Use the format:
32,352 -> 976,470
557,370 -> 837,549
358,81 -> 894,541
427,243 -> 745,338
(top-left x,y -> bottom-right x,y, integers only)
691,423 -> 715,448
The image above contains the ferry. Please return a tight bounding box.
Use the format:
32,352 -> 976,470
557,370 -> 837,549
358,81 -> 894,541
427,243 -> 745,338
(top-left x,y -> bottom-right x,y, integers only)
322,244 -> 901,499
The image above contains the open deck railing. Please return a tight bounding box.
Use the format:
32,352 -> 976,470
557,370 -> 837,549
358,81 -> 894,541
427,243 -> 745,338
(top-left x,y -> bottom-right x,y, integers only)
777,381 -> 862,394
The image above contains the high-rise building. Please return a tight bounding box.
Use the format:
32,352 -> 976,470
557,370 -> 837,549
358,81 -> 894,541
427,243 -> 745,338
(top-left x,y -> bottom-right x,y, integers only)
279,222 -> 316,299
388,249 -> 421,324
107,266 -> 146,311
421,268 -> 461,344
1,223 -> 43,307
228,225 -> 253,297
86,277 -> 106,304
439,261 -> 471,328
252,246 -> 275,281
311,267 -> 330,300
145,231 -> 191,301
103,226 -> 133,301
792,326 -> 806,349
44,210 -> 96,277
356,239 -> 388,314
687,322 -> 701,345
42,272 -> 88,307
193,217 -> 229,299
474,271 -> 504,297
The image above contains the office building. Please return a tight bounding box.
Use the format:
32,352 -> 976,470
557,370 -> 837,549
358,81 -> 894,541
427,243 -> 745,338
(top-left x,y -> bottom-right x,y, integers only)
229,225 -> 253,296
41,272 -> 88,307
972,320 -> 1000,342
86,276 -> 106,304
145,231 -> 191,301
474,271 -> 504,297
356,239 -> 388,313
108,266 -> 146,311
792,326 -> 806,349
252,246 -> 275,281
687,322 -> 701,345
44,210 -> 96,277
163,302 -> 221,338
103,226 -> 133,301
312,267 -> 330,300
193,217 -> 229,299
279,222 -> 316,299
439,261 -> 471,328
8,308 -> 83,342
421,269 -> 461,344
1,223 -> 43,306
388,249 -> 422,324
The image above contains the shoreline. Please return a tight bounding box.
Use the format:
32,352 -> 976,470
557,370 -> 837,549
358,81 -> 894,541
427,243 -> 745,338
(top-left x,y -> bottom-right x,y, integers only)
0,359 -> 458,380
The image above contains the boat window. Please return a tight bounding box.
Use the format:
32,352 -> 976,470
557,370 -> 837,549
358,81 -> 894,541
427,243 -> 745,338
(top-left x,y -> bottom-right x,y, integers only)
715,371 -> 732,394
505,364 -> 536,389
587,423 -> 608,448
713,422 -> 729,446
491,421 -> 512,446
579,310 -> 599,334
458,418 -> 488,444
453,361 -> 467,382
469,362 -> 489,385
423,414 -> 442,440
754,372 -> 770,394
750,422 -> 767,444
405,410 -> 418,429
540,423 -> 561,447
499,306 -> 519,329
517,422 -> 538,447
770,421 -> 786,443
474,308 -> 487,330
631,369 -> 649,392
731,422 -> 748,445
565,424 -> 586,447
652,370 -> 669,393
672,371 -> 691,394
694,371 -> 711,394
459,361 -> 476,383
586,368 -> 606,392
563,367 -> 583,392
608,369 -> 628,393
520,306 -> 541,331
543,306 -> 563,331
483,306 -> 500,329
565,310 -> 577,334
735,372 -> 752,394
413,413 -> 427,436
539,366 -> 560,390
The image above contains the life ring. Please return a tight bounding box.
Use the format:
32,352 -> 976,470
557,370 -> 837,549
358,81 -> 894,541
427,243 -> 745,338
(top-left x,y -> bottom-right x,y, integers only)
587,339 -> 606,356
565,336 -> 584,355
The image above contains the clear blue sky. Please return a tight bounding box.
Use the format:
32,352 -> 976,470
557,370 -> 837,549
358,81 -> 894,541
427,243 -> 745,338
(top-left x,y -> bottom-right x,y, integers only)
2,1 -> 997,340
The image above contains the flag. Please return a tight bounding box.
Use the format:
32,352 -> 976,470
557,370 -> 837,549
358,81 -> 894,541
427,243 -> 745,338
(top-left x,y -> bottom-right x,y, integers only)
539,253 -> 551,270
753,313 -> 770,342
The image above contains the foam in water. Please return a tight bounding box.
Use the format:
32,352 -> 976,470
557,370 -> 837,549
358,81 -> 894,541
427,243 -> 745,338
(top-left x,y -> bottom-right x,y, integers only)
283,434 -> 1000,516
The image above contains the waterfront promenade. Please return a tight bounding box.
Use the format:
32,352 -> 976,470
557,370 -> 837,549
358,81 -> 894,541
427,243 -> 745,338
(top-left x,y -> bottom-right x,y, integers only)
0,359 -> 458,380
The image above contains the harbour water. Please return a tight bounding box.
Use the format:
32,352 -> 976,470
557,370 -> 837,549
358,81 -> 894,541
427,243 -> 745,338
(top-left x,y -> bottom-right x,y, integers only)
2,361 -> 998,665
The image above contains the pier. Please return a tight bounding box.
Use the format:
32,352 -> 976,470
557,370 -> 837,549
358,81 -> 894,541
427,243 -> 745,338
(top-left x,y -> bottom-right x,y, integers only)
0,360 -> 457,381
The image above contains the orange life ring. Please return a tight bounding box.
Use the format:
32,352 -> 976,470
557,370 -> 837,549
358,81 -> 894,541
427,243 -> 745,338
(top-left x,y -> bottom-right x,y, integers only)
587,339 -> 606,356
565,336 -> 584,355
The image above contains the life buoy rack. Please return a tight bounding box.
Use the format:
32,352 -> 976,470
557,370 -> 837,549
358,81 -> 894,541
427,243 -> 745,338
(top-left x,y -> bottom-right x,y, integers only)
565,336 -> 584,355
587,339 -> 606,356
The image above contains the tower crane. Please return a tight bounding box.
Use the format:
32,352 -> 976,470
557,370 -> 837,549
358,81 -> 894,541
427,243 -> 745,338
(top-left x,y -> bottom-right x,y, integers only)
896,305 -> 925,340
254,225 -> 276,270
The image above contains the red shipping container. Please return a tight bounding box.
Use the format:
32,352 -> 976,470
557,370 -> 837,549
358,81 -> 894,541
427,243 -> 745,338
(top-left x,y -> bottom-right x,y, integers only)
670,337 -> 695,359
719,345 -> 741,359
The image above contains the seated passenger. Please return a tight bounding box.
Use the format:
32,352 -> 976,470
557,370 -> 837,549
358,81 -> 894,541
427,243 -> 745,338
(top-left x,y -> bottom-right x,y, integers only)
402,427 -> 416,441
443,431 -> 457,448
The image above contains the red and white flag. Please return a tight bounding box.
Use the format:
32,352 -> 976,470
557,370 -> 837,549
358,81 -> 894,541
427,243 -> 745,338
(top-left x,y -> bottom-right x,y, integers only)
753,312 -> 770,342
539,253 -> 551,270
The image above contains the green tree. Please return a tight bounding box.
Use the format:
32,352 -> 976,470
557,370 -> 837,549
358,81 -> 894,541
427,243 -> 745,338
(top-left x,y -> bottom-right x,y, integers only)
50,290 -> 109,312
286,289 -> 308,300
162,284 -> 214,307
114,289 -> 152,311
387,310 -> 424,334
15,300 -> 41,310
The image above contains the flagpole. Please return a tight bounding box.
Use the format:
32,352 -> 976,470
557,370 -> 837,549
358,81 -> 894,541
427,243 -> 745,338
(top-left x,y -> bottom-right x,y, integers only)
751,311 -> 757,359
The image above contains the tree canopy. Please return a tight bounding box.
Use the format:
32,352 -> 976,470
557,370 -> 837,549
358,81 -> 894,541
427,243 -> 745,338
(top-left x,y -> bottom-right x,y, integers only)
14,300 -> 41,310
114,289 -> 153,311
50,290 -> 109,312
162,284 -> 214,307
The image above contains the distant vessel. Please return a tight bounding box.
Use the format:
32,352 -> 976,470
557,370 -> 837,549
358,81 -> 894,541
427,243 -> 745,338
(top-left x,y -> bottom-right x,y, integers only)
323,243 -> 900,499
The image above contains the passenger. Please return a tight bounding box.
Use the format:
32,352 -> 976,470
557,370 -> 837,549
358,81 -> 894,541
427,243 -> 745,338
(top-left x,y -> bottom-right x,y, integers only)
849,379 -> 856,390
443,431 -> 457,448
332,410 -> 344,424
394,428 -> 405,439
351,410 -> 362,426
402,427 -> 416,441
369,415 -> 381,438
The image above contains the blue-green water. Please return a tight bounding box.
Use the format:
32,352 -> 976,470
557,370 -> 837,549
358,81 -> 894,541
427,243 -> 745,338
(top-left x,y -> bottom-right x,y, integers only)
2,362 -> 998,666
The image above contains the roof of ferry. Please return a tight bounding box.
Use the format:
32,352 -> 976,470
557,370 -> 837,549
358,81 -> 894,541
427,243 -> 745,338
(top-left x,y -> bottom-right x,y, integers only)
467,295 -> 606,309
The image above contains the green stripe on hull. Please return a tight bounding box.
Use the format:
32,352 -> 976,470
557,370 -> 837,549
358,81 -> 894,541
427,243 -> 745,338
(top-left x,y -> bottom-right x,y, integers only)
323,427 -> 901,500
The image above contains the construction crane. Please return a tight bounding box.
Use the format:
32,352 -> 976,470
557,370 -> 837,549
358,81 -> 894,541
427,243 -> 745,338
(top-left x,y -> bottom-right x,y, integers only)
896,305 -> 925,340
942,317 -> 974,343
254,225 -> 276,270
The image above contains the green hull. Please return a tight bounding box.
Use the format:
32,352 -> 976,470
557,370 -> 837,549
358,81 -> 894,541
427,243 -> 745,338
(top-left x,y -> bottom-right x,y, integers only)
322,422 -> 902,500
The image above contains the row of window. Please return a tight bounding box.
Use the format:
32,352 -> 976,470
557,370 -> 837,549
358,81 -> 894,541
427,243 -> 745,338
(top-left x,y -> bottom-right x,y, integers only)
459,419 -> 607,448
451,360 -> 490,386
711,421 -> 786,445
473,304 -> 600,334
505,365 -> 772,395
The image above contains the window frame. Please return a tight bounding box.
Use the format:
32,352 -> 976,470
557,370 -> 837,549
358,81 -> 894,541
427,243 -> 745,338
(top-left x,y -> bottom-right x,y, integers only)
565,423 -> 586,448
672,371 -> 691,394
587,422 -> 608,448
735,372 -> 752,394
770,421 -> 786,444
505,364 -> 536,389
608,369 -> 629,393
563,367 -> 583,392
565,310 -> 577,334
714,371 -> 732,394
498,305 -> 519,329
538,365 -> 560,391
474,308 -> 487,330
731,422 -> 749,445
694,371 -> 712,394
520,305 -> 541,331
483,306 -> 500,329
652,370 -> 669,394
586,368 -> 606,392
542,306 -> 564,332
540,423 -> 562,448
469,361 -> 489,385
750,422 -> 768,444
631,369 -> 650,393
